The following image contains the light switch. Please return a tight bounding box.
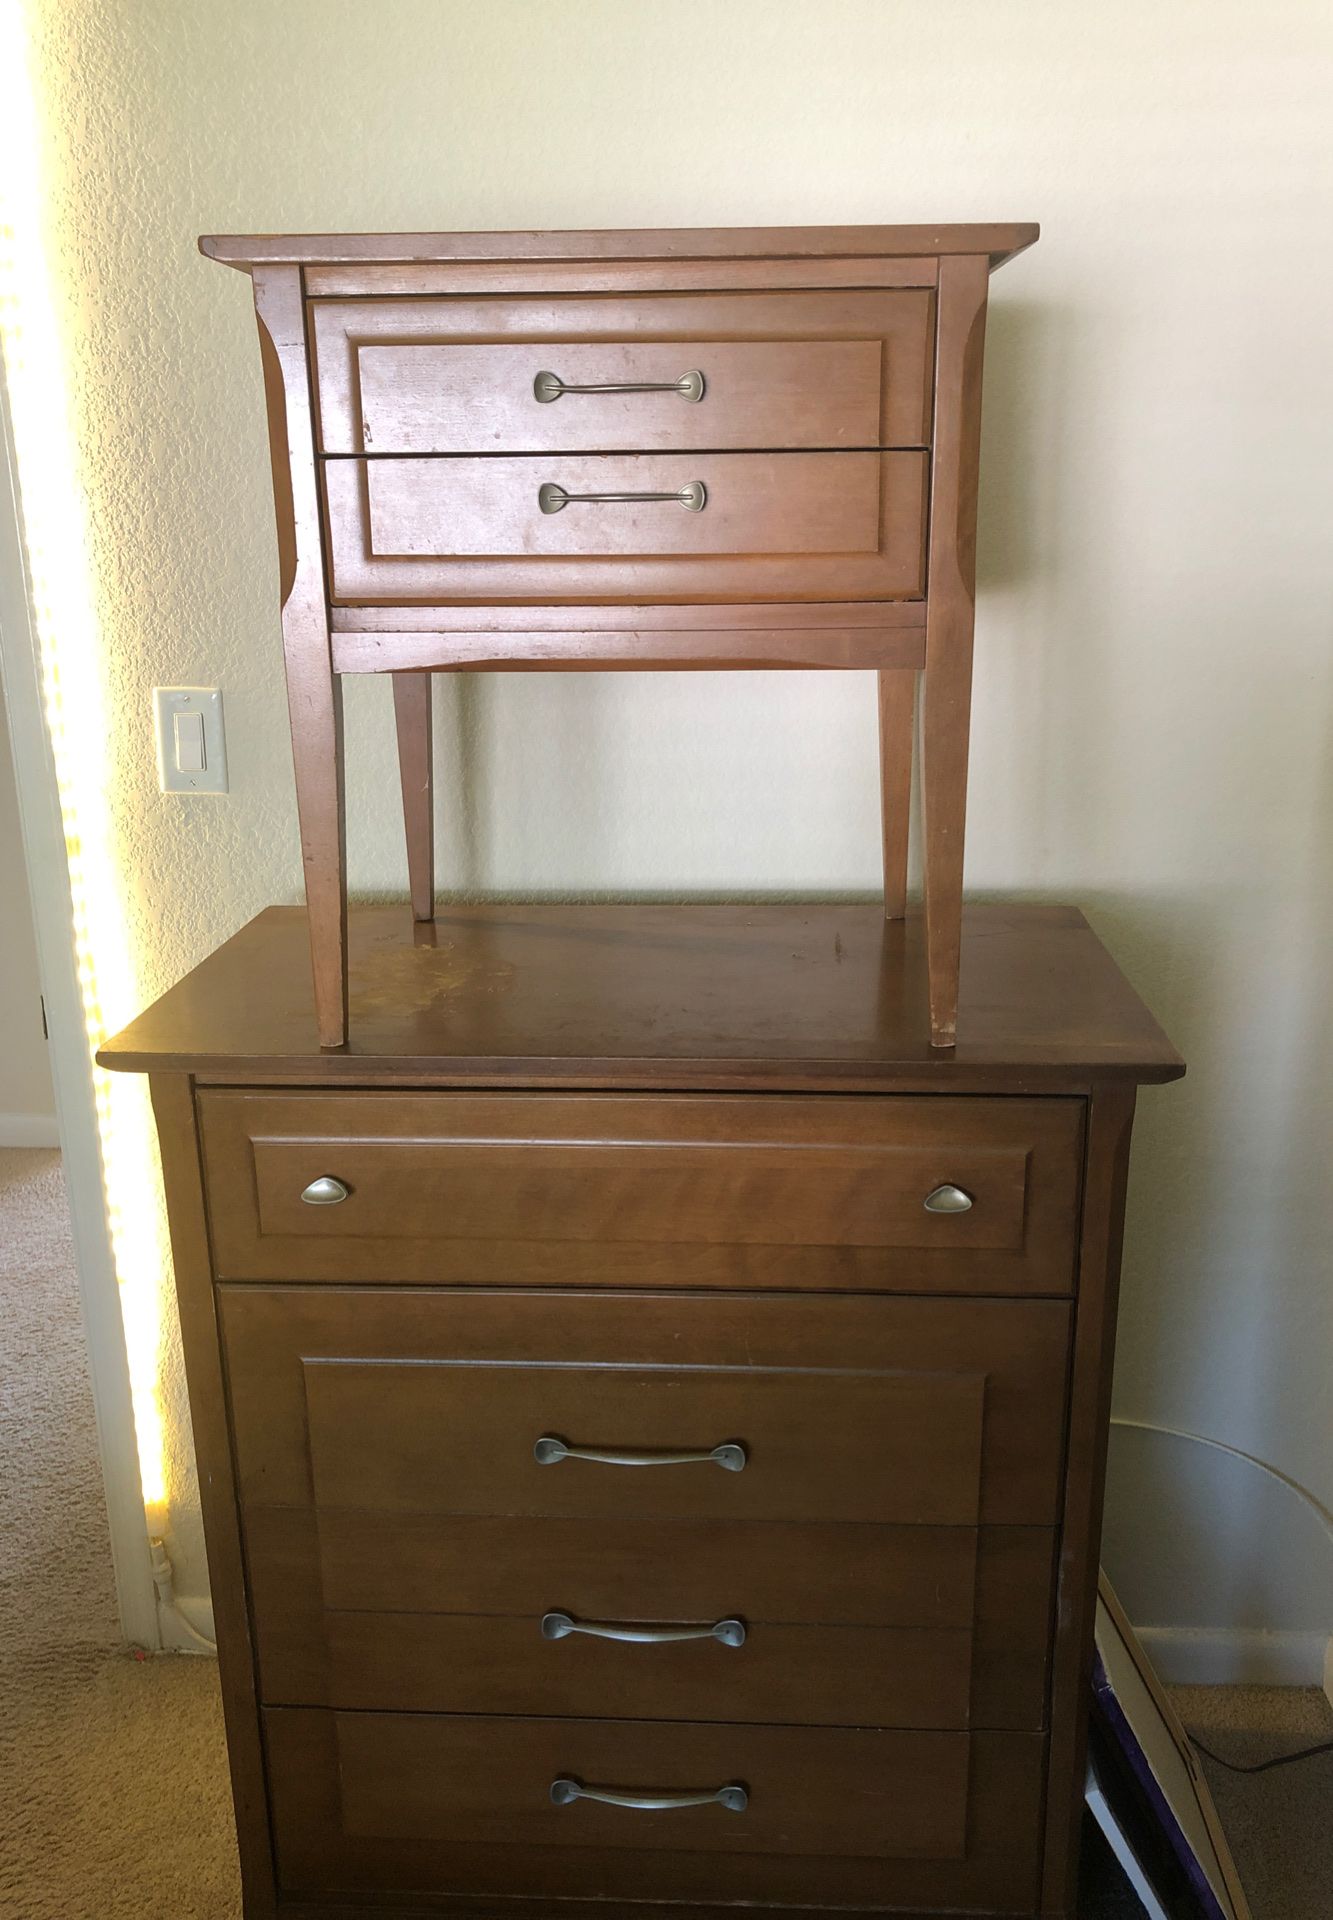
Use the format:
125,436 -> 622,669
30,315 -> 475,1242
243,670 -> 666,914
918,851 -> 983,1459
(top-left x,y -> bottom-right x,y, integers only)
173,709 -> 206,773
155,687 -> 228,793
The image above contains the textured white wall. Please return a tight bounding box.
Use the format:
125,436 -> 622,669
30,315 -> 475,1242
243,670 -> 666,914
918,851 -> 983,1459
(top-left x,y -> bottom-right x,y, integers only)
0,676 -> 56,1139
20,0 -> 1333,1648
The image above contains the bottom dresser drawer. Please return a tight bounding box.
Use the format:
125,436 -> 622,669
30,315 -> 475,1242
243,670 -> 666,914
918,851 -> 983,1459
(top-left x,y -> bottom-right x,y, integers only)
266,1709 -> 1045,1911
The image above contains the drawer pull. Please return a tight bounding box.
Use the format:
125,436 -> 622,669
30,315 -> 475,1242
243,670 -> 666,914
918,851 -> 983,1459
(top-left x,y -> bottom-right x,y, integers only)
538,479 -> 707,515
542,1610 -> 746,1647
923,1183 -> 974,1214
550,1775 -> 748,1814
300,1175 -> 349,1206
534,368 -> 705,405
534,1434 -> 746,1472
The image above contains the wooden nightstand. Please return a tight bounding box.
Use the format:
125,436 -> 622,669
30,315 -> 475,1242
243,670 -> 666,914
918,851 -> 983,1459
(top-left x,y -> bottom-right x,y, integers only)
100,901 -> 1181,1920
201,223 -> 1038,1048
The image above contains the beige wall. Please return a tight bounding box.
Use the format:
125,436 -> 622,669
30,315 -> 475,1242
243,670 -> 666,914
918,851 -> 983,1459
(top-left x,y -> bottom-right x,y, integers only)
0,676 -> 56,1140
19,0 -> 1333,1658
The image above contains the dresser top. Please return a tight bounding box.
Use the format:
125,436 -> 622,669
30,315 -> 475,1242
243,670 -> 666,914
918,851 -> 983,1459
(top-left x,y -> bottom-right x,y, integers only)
199,222 -> 1039,274
98,902 -> 1181,1091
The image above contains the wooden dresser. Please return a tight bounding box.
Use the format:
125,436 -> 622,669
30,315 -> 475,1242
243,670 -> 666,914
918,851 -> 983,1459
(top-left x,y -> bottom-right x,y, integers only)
99,902 -> 1182,1920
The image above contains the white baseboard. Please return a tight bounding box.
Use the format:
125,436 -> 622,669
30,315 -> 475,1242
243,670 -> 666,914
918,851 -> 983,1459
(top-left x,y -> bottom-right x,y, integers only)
1139,1626 -> 1329,1688
0,1110 -> 60,1148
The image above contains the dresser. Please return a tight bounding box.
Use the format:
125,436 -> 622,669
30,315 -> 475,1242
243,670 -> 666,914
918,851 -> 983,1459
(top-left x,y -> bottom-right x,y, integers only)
201,223 -> 1038,1049
99,902 -> 1182,1920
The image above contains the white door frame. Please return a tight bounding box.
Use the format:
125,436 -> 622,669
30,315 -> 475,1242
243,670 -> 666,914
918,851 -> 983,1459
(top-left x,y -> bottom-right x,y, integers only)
0,372 -> 159,1648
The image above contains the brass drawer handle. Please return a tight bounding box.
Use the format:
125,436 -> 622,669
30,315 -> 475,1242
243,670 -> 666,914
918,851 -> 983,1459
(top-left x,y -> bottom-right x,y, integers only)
923,1183 -> 974,1214
300,1175 -> 349,1206
542,1611 -> 746,1647
534,368 -> 705,404
534,1434 -> 746,1472
551,1775 -> 747,1814
538,480 -> 707,515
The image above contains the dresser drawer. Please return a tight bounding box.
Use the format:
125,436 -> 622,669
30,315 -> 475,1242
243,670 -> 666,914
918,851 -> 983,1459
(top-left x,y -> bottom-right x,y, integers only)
248,1509 -> 1055,1730
267,1709 -> 1044,1910
309,289 -> 936,454
322,448 -> 928,605
199,1090 -> 1085,1293
222,1288 -> 1070,1527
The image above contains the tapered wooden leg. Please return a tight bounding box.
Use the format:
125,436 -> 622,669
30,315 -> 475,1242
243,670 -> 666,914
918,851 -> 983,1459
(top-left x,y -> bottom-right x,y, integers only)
392,671 -> 435,922
921,253 -> 990,1048
252,261 -> 348,1050
877,670 -> 915,920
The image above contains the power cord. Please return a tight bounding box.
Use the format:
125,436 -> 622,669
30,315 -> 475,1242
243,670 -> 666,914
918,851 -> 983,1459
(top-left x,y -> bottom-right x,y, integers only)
1190,1735 -> 1333,1776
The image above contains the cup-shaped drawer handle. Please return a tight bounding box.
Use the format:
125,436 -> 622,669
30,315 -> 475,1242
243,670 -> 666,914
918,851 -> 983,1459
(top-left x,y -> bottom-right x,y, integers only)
534,1434 -> 746,1472
542,1611 -> 746,1648
923,1183 -> 974,1214
534,368 -> 705,404
538,480 -> 707,515
301,1176 -> 349,1206
551,1776 -> 748,1814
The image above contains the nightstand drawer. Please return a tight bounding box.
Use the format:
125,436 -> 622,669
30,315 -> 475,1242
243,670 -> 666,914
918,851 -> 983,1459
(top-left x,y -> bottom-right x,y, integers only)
198,1089 -> 1085,1293
221,1289 -> 1071,1527
309,289 -> 936,454
266,1709 -> 1045,1910
322,449 -> 928,605
247,1510 -> 1055,1731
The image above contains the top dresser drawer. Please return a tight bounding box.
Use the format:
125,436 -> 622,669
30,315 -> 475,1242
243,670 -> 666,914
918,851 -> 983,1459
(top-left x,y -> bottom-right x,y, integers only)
309,290 -> 935,455
198,1091 -> 1083,1293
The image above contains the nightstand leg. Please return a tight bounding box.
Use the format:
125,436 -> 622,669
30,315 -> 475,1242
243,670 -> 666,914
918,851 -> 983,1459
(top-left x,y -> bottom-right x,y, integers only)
922,253 -> 989,1048
393,671 -> 435,922
877,669 -> 915,919
287,670 -> 348,1050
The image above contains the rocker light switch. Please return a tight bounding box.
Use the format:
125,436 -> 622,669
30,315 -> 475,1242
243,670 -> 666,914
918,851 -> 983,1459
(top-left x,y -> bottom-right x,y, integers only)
155,687 -> 228,793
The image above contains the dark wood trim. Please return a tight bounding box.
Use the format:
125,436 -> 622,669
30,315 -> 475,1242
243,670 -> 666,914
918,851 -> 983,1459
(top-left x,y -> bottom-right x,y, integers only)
148,1074 -> 278,1919
1038,1079 -> 1138,1918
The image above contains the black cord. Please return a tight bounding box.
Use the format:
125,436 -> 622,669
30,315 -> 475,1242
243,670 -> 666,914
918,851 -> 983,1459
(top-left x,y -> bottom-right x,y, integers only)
1190,1733 -> 1333,1775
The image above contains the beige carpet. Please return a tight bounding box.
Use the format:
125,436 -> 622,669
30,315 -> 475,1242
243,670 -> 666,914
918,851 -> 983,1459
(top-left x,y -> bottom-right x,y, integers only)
0,1146 -> 1329,1918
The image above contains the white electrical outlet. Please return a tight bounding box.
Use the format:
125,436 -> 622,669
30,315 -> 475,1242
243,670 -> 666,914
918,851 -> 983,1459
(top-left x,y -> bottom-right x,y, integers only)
154,687 -> 228,794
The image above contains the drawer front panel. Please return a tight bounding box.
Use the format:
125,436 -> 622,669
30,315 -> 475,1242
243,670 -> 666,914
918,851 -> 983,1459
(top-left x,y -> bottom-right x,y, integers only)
222,1289 -> 1071,1526
310,289 -> 936,453
247,1510 -> 1055,1730
199,1089 -> 1085,1294
323,450 -> 928,605
267,1709 -> 1044,1910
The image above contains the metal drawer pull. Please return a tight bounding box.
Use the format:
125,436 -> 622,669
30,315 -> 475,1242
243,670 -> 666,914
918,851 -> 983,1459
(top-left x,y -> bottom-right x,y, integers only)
534,1434 -> 746,1472
300,1175 -> 349,1206
542,1611 -> 746,1647
538,480 -> 706,515
923,1183 -> 974,1214
550,1776 -> 747,1814
534,368 -> 705,404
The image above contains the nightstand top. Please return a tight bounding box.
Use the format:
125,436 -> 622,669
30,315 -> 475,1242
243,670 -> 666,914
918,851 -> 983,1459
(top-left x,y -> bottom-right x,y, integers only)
199,222 -> 1039,273
98,902 -> 1182,1091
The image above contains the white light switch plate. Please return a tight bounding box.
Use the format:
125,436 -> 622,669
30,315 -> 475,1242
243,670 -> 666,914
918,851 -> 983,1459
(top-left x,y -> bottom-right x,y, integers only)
154,687 -> 228,793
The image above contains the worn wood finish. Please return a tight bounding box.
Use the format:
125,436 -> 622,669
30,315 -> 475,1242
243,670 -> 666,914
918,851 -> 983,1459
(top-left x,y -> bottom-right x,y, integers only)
197,1088 -> 1084,1293
920,253 -> 990,1046
391,671 -> 434,921
878,668 -> 916,917
97,903 -> 1185,1092
311,289 -> 936,454
324,450 -> 929,606
265,1709 -> 1045,1910
147,1077 -> 277,1919
204,225 -> 1039,1045
250,265 -> 346,1048
244,1509 -> 1054,1730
